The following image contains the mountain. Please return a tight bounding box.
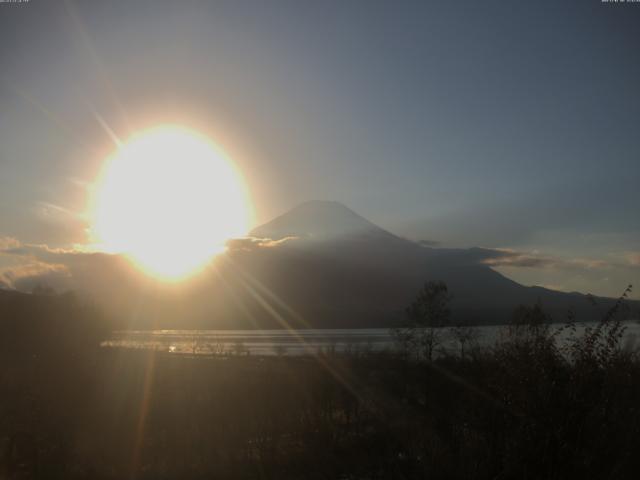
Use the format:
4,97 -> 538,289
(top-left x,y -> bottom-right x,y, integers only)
205,200 -> 623,329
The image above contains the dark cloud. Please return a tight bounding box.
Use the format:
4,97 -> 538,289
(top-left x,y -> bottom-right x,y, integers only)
474,247 -> 610,271
418,239 -> 440,247
0,237 -> 71,289
0,238 -> 135,293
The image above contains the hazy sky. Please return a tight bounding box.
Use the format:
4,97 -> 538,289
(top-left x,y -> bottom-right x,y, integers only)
0,0 -> 638,298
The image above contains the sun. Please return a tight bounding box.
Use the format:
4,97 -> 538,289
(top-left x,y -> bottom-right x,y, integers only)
90,126 -> 252,281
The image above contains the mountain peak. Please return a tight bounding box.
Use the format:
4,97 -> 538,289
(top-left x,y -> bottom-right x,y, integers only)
251,200 -> 392,241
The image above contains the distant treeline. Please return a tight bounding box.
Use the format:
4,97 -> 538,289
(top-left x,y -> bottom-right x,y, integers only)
0,284 -> 639,479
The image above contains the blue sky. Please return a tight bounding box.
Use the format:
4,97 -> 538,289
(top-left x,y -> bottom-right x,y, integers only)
0,0 -> 638,298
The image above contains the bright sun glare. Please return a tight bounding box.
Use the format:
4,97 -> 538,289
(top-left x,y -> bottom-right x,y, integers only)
91,126 -> 252,281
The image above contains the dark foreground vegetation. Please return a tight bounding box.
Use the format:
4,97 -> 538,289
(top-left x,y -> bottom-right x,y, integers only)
1,285 -> 639,479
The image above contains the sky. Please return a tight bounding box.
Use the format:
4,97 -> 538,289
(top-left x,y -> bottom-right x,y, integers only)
0,0 -> 639,298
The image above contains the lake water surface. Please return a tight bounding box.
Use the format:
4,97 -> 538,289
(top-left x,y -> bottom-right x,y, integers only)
102,322 -> 640,356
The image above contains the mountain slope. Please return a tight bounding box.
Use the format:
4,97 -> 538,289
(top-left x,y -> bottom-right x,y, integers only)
214,201 -> 619,328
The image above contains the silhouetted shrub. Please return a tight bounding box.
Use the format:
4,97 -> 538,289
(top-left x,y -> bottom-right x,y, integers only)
394,280 -> 451,360
1,285 -> 639,479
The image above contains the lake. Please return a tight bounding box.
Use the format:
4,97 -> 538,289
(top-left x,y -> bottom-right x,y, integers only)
102,321 -> 640,356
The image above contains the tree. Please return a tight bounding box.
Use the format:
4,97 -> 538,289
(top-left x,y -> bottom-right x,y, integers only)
449,324 -> 481,358
398,281 -> 451,360
508,301 -> 551,343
